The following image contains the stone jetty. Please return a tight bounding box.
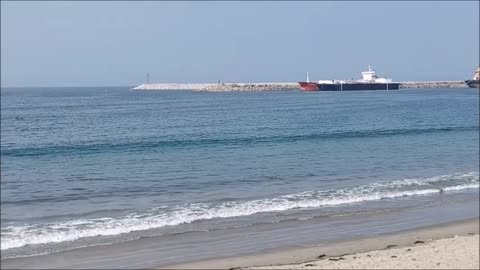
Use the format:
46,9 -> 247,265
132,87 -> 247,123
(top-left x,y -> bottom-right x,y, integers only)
132,82 -> 299,91
132,81 -> 468,91
203,82 -> 299,91
399,81 -> 467,88
132,83 -> 213,91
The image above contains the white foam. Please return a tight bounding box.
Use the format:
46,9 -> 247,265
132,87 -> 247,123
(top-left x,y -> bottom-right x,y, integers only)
1,172 -> 478,250
444,183 -> 480,191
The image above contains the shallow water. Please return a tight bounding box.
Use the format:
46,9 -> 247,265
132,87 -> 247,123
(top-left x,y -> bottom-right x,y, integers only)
1,87 -> 478,261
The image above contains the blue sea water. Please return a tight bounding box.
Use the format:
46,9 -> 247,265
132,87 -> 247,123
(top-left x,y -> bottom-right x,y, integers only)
0,87 -> 479,260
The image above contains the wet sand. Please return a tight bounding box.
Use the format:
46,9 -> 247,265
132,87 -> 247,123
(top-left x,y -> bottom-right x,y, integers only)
165,218 -> 479,269
251,234 -> 479,269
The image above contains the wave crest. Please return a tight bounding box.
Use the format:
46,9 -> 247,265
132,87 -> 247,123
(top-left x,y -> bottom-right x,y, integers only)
1,172 -> 478,250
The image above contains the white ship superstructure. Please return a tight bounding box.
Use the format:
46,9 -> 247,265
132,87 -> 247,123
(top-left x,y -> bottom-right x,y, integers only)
472,68 -> 480,80
358,66 -> 393,83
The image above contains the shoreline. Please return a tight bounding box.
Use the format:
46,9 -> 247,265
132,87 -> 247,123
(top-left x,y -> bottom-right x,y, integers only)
250,234 -> 480,269
2,193 -> 478,269
164,218 -> 479,269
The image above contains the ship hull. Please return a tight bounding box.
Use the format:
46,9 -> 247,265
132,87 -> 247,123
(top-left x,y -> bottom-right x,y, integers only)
298,82 -> 319,91
316,82 -> 400,91
465,80 -> 480,88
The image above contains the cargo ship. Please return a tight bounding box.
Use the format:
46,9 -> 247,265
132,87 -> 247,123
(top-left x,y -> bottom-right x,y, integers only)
465,67 -> 480,88
298,66 -> 400,91
298,72 -> 319,91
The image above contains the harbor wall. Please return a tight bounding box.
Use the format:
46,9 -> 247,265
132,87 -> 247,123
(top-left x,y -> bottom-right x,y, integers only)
399,81 -> 468,88
132,81 -> 468,91
132,83 -> 299,91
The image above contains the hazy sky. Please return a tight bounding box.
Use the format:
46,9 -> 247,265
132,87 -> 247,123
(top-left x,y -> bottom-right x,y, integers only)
1,1 -> 479,87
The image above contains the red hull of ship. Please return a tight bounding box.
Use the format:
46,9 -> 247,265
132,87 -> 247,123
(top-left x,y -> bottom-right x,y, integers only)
298,82 -> 319,91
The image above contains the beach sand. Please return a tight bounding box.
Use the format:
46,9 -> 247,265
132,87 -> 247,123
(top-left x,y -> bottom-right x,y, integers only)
164,218 -> 479,269
251,234 -> 479,269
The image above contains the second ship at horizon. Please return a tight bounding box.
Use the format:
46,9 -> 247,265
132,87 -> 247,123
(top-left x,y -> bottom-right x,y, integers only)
299,66 -> 400,91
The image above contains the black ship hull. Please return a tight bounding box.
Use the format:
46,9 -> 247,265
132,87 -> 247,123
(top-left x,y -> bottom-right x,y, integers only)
465,80 -> 479,88
316,82 -> 400,91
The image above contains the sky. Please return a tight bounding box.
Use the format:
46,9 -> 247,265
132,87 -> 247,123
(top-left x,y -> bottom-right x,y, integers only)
1,1 -> 479,87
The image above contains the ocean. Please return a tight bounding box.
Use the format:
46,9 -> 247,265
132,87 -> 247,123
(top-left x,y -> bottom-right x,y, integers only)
1,87 -> 479,268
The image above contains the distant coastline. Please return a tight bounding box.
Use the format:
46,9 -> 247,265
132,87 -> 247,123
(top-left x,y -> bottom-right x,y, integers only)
132,81 -> 469,91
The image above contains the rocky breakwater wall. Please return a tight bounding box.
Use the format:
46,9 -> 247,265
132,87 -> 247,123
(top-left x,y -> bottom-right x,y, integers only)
202,82 -> 299,92
399,81 -> 467,88
133,82 -> 300,91
132,83 -> 213,90
133,81 -> 469,91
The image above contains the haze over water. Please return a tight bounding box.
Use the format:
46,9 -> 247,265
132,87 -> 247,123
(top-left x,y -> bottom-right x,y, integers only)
1,87 -> 478,265
1,1 -> 479,86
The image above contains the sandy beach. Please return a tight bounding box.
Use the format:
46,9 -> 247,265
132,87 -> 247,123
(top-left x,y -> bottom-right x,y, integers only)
165,218 -> 479,270
251,234 -> 479,269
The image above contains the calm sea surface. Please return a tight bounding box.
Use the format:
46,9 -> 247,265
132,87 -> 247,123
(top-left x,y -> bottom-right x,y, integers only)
1,87 -> 479,261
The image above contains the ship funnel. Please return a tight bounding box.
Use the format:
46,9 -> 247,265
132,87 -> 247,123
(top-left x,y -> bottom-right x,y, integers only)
306,72 -> 310,83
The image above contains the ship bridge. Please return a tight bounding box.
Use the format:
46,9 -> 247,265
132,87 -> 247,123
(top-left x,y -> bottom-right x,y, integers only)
360,66 -> 392,83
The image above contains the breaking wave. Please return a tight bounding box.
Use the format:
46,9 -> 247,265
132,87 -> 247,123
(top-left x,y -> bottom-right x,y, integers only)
1,172 -> 478,250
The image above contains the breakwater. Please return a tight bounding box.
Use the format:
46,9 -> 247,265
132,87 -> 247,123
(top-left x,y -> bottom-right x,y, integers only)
399,81 -> 467,88
132,83 -> 299,91
132,81 -> 468,91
